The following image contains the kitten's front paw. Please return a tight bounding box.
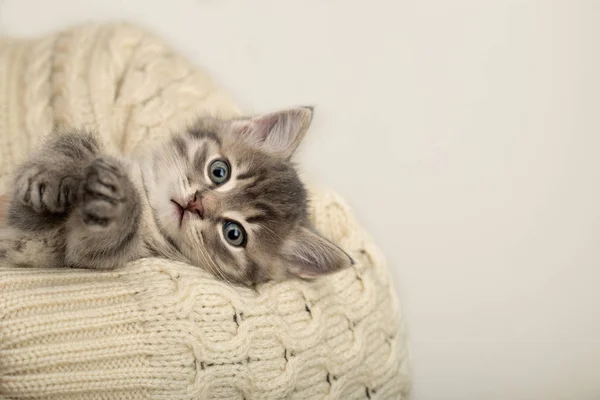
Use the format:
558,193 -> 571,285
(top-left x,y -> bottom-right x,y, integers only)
81,157 -> 131,227
16,166 -> 78,213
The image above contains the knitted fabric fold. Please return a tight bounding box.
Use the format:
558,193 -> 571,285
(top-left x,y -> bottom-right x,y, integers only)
0,23 -> 411,399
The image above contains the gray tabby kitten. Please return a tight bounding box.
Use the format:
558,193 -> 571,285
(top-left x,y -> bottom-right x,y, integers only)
0,107 -> 353,285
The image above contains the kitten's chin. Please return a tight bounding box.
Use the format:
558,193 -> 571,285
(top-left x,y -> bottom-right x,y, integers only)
156,203 -> 205,242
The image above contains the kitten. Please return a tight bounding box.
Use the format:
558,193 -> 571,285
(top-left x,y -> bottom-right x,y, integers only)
0,107 -> 353,285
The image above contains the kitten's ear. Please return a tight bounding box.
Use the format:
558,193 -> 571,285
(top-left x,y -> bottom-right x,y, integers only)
233,107 -> 314,158
282,225 -> 354,279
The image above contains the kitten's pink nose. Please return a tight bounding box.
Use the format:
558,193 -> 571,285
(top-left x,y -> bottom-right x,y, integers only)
185,194 -> 204,219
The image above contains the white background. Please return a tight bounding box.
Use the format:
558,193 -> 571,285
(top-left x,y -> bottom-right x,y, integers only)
1,1 -> 599,399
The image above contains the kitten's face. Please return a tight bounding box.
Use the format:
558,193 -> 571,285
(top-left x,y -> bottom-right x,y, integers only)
141,108 -> 352,284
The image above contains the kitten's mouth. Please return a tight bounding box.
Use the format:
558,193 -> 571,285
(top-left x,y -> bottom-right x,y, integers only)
170,200 -> 184,227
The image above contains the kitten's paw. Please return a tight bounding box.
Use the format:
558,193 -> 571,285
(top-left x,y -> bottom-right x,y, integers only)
81,157 -> 130,227
15,166 -> 78,213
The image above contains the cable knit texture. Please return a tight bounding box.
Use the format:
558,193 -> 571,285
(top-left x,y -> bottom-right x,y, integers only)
0,24 -> 411,399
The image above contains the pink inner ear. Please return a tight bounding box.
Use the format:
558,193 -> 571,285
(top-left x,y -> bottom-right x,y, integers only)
247,115 -> 279,143
234,107 -> 312,158
238,124 -> 252,135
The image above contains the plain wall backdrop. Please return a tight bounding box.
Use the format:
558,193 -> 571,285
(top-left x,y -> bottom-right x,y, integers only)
1,1 -> 599,399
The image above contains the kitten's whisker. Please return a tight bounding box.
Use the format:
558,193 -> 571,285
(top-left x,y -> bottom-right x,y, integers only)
259,224 -> 284,243
204,251 -> 233,287
193,228 -> 234,287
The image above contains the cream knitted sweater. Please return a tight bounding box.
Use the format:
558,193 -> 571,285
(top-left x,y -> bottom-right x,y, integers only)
0,24 -> 410,399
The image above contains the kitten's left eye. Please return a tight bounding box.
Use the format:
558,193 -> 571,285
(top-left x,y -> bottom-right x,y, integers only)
223,221 -> 246,247
208,159 -> 230,184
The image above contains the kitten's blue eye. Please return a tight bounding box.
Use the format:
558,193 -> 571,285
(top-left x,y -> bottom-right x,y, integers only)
208,159 -> 230,184
223,221 -> 246,247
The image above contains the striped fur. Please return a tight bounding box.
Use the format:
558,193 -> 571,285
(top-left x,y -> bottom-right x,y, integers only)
0,108 -> 352,285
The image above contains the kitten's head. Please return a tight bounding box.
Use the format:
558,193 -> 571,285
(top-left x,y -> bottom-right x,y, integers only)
142,107 -> 353,284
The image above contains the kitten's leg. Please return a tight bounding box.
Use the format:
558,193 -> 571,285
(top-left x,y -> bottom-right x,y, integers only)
3,132 -> 144,269
9,132 -> 100,231
0,227 -> 63,268
64,157 -> 144,269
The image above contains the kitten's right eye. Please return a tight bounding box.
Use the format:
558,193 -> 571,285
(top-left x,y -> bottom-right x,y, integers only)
208,159 -> 230,184
223,220 -> 246,247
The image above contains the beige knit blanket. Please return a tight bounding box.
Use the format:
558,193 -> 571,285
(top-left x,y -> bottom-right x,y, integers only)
0,24 -> 410,399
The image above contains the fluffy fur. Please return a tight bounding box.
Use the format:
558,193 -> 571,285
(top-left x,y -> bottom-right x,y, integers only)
0,108 -> 353,285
